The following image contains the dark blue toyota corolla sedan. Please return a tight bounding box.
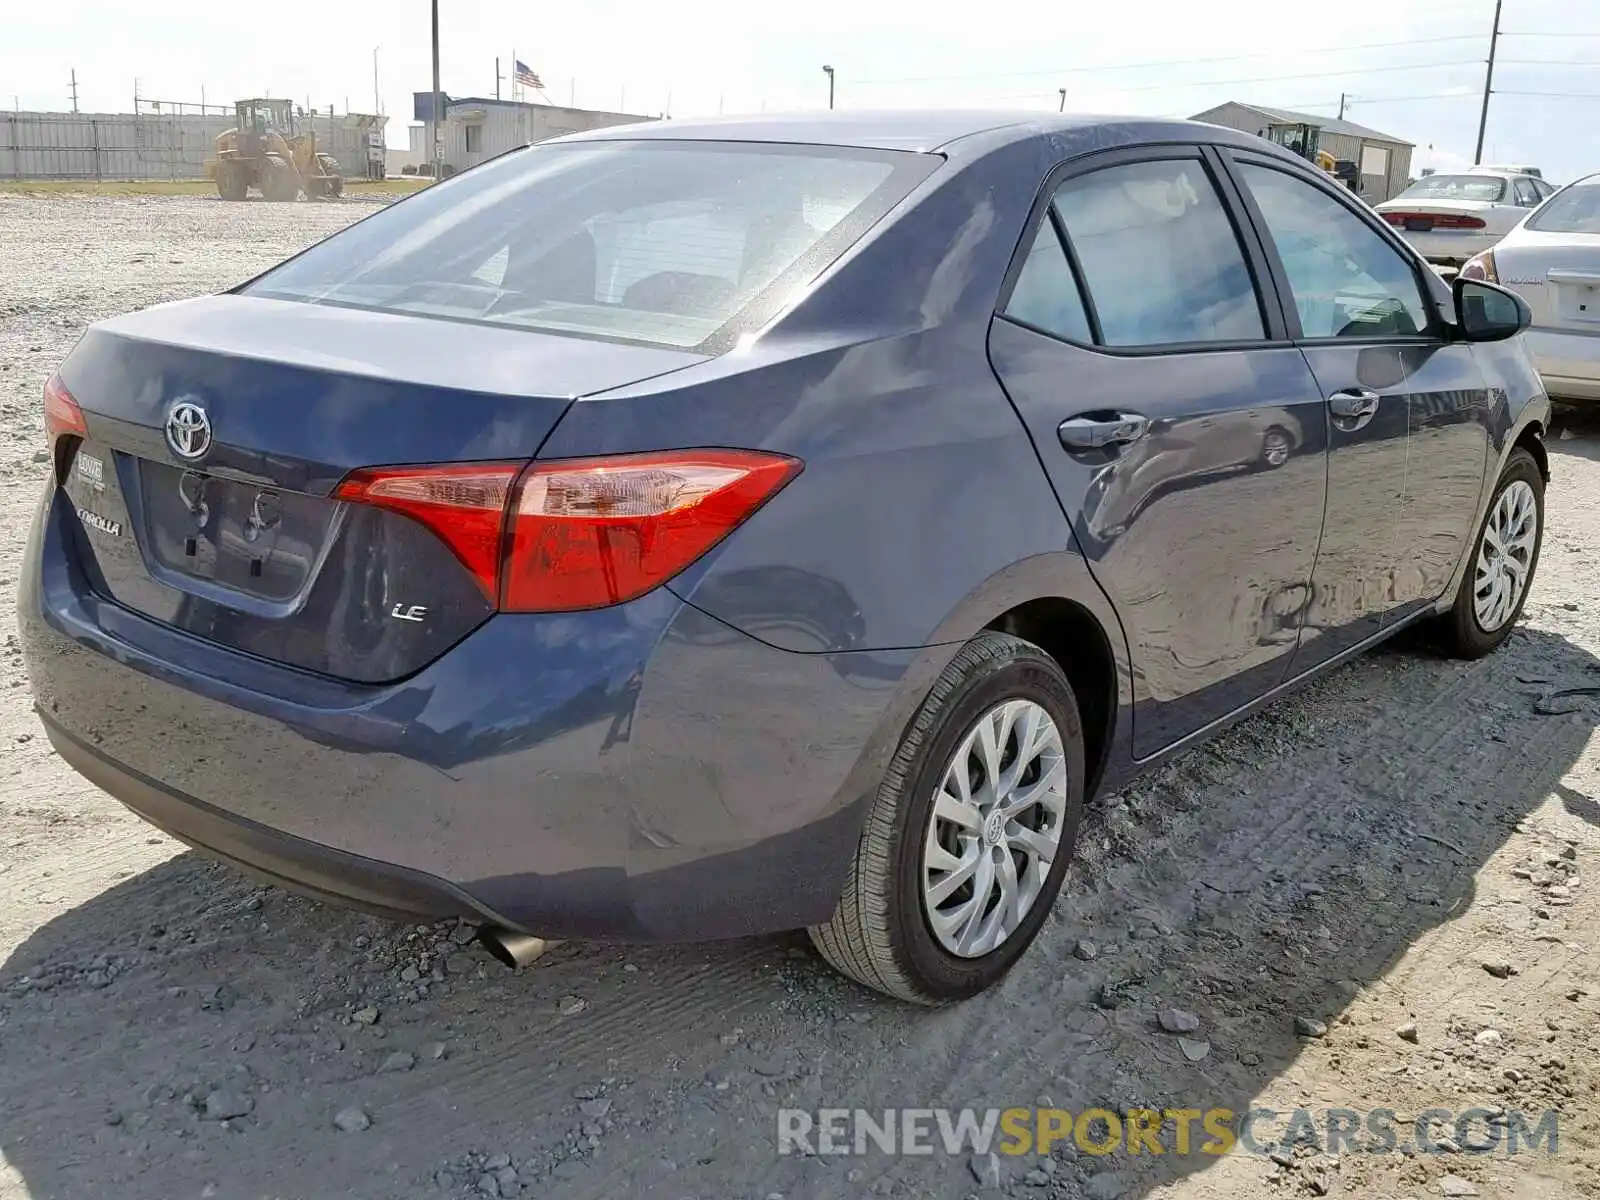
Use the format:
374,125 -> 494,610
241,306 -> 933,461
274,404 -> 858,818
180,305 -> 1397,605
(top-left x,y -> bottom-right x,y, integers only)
20,112 -> 1549,1001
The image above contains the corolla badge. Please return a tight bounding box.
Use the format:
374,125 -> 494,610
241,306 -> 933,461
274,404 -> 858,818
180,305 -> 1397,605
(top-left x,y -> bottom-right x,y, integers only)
165,400 -> 213,460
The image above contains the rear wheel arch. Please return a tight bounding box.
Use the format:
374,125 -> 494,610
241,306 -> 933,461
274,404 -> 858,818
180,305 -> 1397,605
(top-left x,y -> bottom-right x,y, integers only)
985,596 -> 1117,800
1514,421 -> 1549,481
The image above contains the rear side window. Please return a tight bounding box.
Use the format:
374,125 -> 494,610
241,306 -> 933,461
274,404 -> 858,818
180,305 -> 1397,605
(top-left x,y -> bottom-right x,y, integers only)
1003,221 -> 1093,343
1051,159 -> 1265,347
245,141 -> 936,351
1237,163 -> 1430,339
1514,178 -> 1541,207
1527,179 -> 1600,234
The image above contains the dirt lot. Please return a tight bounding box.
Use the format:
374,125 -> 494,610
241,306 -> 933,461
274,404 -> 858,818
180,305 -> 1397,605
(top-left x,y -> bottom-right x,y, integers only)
0,195 -> 1596,1200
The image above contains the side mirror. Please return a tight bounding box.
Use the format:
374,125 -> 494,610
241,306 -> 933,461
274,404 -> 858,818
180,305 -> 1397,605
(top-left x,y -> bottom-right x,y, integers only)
1453,277 -> 1532,342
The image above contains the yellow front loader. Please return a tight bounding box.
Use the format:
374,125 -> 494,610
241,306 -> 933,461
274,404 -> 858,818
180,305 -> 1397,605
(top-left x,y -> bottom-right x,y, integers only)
205,99 -> 343,202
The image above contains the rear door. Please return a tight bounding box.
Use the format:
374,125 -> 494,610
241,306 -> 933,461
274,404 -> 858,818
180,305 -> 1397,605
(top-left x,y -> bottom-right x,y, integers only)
987,146 -> 1329,757
1222,152 -> 1493,655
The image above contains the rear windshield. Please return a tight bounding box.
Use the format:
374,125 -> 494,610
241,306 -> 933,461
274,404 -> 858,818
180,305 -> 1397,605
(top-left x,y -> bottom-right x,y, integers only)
245,140 -> 935,351
1527,180 -> 1600,235
1395,174 -> 1507,203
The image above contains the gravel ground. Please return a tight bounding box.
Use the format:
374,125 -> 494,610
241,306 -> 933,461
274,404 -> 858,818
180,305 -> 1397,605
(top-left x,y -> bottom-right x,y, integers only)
0,195 -> 1597,1200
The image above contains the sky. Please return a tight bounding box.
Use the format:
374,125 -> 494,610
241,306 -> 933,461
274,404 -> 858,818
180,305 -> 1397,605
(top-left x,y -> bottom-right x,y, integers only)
4,0 -> 1599,181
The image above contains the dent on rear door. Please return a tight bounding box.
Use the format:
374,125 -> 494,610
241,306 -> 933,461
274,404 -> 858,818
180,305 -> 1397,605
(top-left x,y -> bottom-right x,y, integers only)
990,324 -> 1329,756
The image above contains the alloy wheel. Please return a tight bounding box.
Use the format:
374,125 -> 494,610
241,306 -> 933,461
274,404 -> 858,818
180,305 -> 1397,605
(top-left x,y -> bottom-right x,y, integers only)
1473,479 -> 1538,633
921,698 -> 1068,958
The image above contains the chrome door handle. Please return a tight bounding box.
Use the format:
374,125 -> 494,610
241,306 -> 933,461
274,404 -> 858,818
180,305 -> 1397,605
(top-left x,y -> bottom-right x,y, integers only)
1327,388 -> 1380,419
1058,411 -> 1150,451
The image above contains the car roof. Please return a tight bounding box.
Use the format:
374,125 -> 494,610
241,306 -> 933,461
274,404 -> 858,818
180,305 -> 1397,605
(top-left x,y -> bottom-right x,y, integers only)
549,109 -> 1264,155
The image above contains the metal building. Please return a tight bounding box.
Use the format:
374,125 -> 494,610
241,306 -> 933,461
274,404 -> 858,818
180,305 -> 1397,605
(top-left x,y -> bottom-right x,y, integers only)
408,94 -> 652,173
1190,102 -> 1415,203
0,109 -> 387,181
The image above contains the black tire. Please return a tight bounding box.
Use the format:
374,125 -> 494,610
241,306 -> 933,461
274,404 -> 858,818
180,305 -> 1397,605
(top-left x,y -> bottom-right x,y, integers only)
808,631 -> 1086,1003
1433,446 -> 1544,658
261,158 -> 300,202
215,163 -> 247,202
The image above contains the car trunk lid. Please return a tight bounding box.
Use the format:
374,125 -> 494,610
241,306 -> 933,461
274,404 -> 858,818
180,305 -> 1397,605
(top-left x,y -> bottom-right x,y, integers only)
1377,201 -> 1498,233
1495,235 -> 1600,333
56,295 -> 705,683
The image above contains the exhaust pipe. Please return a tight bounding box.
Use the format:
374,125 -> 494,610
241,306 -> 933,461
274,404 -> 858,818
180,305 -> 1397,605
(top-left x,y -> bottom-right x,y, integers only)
478,928 -> 559,969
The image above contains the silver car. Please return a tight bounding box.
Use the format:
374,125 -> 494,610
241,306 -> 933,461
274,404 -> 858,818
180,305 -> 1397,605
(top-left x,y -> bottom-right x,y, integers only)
1464,171 -> 1600,403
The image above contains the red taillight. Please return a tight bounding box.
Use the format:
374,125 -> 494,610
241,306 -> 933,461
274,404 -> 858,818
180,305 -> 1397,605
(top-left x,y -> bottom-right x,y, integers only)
502,449 -> 801,612
43,373 -> 87,445
333,464 -> 520,602
333,449 -> 801,612
1383,211 -> 1487,230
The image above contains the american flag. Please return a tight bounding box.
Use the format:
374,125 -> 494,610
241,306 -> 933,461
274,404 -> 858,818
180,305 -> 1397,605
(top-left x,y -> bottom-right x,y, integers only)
515,60 -> 543,90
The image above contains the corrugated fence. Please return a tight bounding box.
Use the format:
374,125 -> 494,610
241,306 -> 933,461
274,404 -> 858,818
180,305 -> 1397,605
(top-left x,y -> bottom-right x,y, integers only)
0,111 -> 386,181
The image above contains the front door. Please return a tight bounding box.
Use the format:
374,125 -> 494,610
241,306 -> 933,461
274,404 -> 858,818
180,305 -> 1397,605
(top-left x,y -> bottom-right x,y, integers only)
987,147 -> 1329,758
1224,154 -> 1493,662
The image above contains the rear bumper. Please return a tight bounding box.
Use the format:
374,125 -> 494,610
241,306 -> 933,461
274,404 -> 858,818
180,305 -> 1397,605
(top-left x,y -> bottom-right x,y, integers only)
1523,327 -> 1600,402
42,715 -> 506,926
1396,230 -> 1498,266
20,484 -> 931,940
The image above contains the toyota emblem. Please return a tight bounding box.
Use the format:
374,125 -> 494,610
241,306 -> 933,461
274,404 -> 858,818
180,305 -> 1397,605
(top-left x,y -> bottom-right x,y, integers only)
165,401 -> 213,461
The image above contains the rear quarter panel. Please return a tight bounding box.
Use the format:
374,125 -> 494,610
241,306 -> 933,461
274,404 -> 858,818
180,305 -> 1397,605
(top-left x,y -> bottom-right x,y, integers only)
540,134 -> 1118,658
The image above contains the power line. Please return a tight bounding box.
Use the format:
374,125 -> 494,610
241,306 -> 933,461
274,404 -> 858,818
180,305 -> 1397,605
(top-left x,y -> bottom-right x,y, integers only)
1495,88 -> 1600,97
1075,59 -> 1483,96
944,59 -> 1489,105
1496,58 -> 1600,65
1347,91 -> 1478,103
847,34 -> 1485,87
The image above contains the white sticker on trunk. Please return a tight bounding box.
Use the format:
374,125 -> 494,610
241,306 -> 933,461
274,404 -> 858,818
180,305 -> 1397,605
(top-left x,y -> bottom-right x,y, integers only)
75,453 -> 105,489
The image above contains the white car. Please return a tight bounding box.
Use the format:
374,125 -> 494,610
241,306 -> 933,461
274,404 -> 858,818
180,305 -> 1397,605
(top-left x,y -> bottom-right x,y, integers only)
1462,171 -> 1600,403
1376,169 -> 1556,267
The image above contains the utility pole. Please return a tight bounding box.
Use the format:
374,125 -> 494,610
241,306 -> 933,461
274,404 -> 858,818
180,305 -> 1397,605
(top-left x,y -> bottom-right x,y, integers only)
1058,87 -> 1066,113
374,46 -> 382,114
429,0 -> 442,181
1475,0 -> 1504,165
823,64 -> 835,110
1338,92 -> 1346,119
69,69 -> 78,113
495,56 -> 502,102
